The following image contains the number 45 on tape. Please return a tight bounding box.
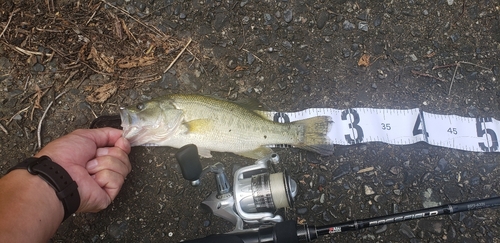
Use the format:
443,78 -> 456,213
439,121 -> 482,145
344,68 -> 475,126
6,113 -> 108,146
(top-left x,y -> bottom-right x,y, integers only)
263,108 -> 499,153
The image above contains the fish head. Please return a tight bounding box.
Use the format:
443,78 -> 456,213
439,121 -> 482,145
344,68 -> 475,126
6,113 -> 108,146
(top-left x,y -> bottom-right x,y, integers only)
120,99 -> 183,146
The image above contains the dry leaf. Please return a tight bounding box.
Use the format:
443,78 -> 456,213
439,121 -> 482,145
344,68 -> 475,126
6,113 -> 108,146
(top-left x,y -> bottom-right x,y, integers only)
110,12 -> 123,39
423,52 -> 436,58
88,45 -> 115,73
234,65 -> 248,71
120,18 -> 136,43
86,82 -> 117,103
358,54 -> 370,67
78,42 -> 89,62
357,166 -> 374,174
33,84 -> 43,110
117,55 -> 156,68
31,84 -> 44,120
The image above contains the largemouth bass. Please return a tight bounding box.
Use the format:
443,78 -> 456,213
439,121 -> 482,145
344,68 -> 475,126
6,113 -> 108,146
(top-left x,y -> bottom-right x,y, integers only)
119,94 -> 334,159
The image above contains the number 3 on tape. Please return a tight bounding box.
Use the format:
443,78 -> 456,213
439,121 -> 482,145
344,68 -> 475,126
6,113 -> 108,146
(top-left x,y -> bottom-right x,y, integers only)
264,108 -> 500,153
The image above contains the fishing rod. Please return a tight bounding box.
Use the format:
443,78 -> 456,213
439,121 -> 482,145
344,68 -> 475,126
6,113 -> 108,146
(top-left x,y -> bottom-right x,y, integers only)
183,196 -> 500,243
171,144 -> 500,242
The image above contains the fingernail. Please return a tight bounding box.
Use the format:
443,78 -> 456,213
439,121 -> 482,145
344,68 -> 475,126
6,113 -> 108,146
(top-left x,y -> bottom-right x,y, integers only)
96,148 -> 109,157
86,159 -> 98,170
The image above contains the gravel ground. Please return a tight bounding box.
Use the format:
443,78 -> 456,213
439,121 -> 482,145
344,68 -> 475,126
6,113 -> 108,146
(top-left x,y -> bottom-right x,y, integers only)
1,0 -> 500,242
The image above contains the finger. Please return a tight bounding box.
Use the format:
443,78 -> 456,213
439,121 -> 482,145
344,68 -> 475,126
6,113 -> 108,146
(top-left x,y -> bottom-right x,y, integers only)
92,169 -> 125,201
86,150 -> 131,176
99,146 -> 132,173
72,128 -> 124,148
114,137 -> 131,154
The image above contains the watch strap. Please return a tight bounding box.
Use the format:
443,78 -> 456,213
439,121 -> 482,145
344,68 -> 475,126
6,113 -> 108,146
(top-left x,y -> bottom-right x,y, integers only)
7,156 -> 81,221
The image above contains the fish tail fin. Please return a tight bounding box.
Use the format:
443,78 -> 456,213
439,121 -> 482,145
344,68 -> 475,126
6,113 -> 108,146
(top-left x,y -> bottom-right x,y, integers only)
292,116 -> 334,156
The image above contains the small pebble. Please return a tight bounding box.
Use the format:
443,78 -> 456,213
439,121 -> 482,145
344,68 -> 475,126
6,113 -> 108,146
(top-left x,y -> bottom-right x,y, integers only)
375,225 -> 388,234
450,33 -> 460,42
358,21 -> 368,32
399,223 -> 416,238
409,54 -> 418,61
247,52 -> 255,65
364,185 -> 375,195
297,207 -> 308,214
284,9 -> 293,23
32,63 -> 45,72
383,179 -> 395,186
342,20 -> 355,30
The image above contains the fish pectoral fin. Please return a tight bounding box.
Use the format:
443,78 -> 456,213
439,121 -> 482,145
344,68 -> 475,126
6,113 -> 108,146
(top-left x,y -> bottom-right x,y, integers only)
197,147 -> 213,158
236,146 -> 274,159
185,119 -> 213,133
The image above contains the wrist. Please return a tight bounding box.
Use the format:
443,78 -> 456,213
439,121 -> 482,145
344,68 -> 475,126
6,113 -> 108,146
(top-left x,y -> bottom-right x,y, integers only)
6,156 -> 80,221
0,170 -> 64,242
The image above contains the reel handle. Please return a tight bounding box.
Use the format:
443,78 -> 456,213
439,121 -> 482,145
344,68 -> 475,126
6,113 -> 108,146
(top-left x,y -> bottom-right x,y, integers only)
175,144 -> 203,186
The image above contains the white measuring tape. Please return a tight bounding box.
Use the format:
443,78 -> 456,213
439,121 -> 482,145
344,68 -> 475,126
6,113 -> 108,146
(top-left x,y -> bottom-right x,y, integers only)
261,108 -> 499,153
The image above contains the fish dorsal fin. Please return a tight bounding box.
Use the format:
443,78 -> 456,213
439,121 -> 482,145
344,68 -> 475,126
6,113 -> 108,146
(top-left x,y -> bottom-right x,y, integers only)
232,97 -> 275,120
233,97 -> 269,111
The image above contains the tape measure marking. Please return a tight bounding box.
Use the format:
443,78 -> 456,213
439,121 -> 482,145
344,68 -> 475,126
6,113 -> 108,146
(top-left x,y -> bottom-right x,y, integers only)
263,108 -> 500,153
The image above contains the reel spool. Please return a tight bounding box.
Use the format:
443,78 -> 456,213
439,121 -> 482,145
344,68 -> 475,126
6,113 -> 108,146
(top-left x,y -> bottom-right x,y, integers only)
239,171 -> 296,213
233,156 -> 297,225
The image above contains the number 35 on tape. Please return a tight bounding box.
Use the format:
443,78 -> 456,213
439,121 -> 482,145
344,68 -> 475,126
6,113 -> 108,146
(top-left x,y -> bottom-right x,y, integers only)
264,108 -> 500,153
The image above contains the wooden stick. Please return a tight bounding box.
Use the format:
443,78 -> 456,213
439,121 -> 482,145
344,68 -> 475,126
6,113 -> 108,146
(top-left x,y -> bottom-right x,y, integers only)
0,122 -> 8,135
7,106 -> 30,125
37,91 -> 68,149
101,0 -> 166,37
163,38 -> 192,73
0,8 -> 20,38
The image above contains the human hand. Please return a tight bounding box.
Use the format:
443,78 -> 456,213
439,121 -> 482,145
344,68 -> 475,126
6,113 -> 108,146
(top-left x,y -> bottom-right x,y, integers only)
35,128 -> 131,213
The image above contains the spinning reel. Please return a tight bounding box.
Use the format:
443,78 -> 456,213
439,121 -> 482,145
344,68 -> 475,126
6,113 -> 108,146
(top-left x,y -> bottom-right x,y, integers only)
175,145 -> 298,232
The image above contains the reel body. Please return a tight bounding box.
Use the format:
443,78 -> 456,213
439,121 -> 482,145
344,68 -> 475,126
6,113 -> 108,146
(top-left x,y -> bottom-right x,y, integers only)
176,145 -> 297,232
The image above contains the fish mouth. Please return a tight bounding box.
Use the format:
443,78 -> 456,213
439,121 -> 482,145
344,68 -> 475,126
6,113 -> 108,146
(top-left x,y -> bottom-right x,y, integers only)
119,107 -> 143,145
119,107 -> 134,128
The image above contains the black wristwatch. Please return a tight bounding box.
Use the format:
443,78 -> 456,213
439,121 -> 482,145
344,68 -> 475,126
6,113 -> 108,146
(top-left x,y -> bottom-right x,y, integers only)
7,156 -> 81,221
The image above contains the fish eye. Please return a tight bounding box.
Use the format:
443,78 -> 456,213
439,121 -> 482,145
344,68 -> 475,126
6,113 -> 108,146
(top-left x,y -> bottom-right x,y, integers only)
136,103 -> 145,110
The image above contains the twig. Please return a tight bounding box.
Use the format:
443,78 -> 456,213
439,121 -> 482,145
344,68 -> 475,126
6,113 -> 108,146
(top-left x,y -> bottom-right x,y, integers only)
35,27 -> 64,33
101,0 -> 166,37
238,21 -> 246,50
458,61 -> 490,70
7,106 -> 30,125
0,8 -> 20,39
411,70 -> 448,82
37,90 -> 68,149
62,70 -> 79,88
163,38 -> 192,73
89,107 -> 98,119
433,61 -> 491,95
242,49 -> 264,63
448,64 -> 459,95
86,2 -> 102,25
0,122 -> 8,135
5,44 -> 55,57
